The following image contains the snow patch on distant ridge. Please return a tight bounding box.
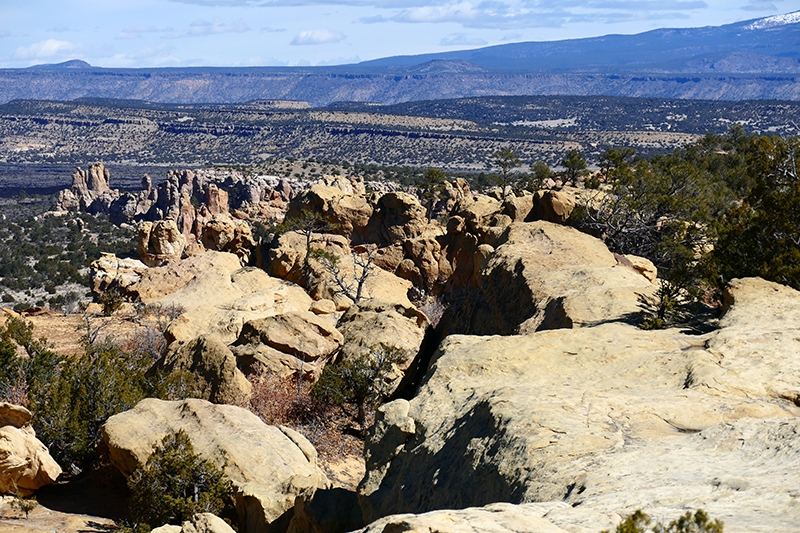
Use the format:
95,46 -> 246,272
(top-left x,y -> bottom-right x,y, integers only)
745,11 -> 800,30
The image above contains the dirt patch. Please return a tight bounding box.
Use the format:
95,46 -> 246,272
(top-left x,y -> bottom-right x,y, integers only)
1,308 -> 152,357
321,454 -> 366,491
0,494 -> 118,533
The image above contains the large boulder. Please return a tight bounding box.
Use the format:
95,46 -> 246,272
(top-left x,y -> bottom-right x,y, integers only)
102,398 -> 330,533
530,189 -> 576,223
232,311 -> 343,380
286,184 -> 373,241
152,513 -> 237,533
440,221 -> 656,336
201,213 -> 255,263
336,300 -> 431,395
358,278 -> 800,532
129,251 -> 243,301
153,334 -> 252,404
0,403 -> 61,496
369,192 -> 429,245
130,251 -> 314,344
264,232 -> 350,287
90,252 -> 148,294
139,219 -> 187,267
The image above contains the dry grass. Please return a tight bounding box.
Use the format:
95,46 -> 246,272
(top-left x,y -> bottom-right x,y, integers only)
246,364 -> 371,460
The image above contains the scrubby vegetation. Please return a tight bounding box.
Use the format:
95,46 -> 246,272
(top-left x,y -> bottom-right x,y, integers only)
572,126 -> 800,328
124,430 -> 236,532
0,311 -> 195,473
245,367 -> 364,458
0,198 -> 135,311
312,344 -> 402,434
604,509 -> 724,533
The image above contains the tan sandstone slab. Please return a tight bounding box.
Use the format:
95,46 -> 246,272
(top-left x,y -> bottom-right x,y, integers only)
359,278 -> 800,533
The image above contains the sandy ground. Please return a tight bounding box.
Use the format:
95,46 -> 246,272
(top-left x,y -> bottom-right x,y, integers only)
1,308 -> 151,358
322,455 -> 366,491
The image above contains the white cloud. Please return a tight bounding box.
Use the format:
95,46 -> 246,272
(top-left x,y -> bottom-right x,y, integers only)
290,29 -> 346,44
392,3 -> 478,23
14,39 -> 79,60
107,45 -> 183,67
166,19 -> 251,38
48,26 -> 70,33
440,33 -> 488,45
740,0 -> 778,10
260,26 -> 287,32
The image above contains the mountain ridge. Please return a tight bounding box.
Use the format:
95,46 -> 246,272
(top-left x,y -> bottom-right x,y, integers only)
5,11 -> 799,106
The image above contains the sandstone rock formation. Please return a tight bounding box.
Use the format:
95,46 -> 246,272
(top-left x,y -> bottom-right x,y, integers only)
285,184 -> 373,241
102,398 -> 330,533
56,163 -> 114,213
263,231 -> 417,313
139,219 -> 187,267
151,513 -> 238,533
0,403 -> 62,496
531,189 -> 576,223
354,502 -> 589,533
335,300 -> 431,395
231,311 -> 343,380
201,214 -> 256,263
90,252 -> 149,294
153,334 -> 252,404
440,220 -> 657,336
129,251 -> 243,302
129,251 -> 314,344
357,277 -> 800,532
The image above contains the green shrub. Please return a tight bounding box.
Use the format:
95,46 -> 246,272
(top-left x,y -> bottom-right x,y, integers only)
126,430 -> 236,530
0,316 -> 62,404
29,328 -> 196,472
311,344 -> 401,433
603,509 -> 723,533
98,279 -> 127,315
708,135 -> 800,291
9,486 -> 38,519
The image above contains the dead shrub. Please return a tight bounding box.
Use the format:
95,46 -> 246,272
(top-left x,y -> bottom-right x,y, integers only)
246,364 -> 369,460
0,374 -> 29,406
409,287 -> 447,328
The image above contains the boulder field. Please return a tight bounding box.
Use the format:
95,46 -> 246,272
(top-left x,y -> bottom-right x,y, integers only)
76,175 -> 800,533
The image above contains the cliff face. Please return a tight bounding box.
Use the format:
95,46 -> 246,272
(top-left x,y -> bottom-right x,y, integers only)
0,69 -> 797,106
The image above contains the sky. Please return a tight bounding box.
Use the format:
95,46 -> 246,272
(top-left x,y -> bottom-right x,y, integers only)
0,0 -> 795,68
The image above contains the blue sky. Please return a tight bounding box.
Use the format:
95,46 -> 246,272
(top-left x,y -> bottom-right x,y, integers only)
0,0 -> 794,68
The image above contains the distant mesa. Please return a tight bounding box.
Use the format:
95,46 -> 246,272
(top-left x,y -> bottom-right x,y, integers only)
402,60 -> 488,74
246,99 -> 311,110
27,59 -> 93,70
